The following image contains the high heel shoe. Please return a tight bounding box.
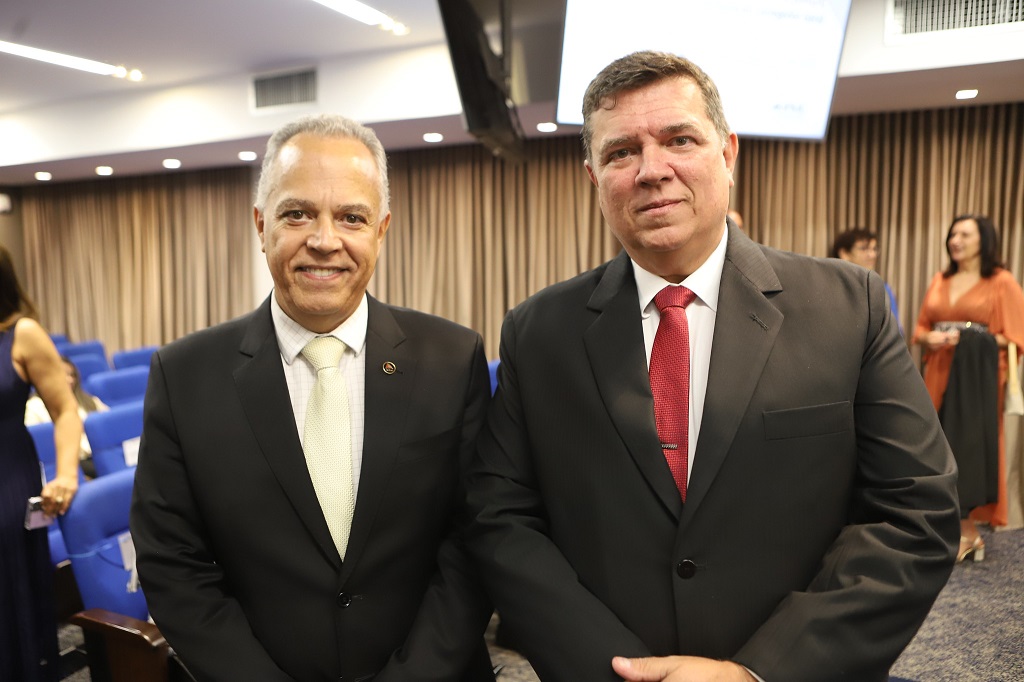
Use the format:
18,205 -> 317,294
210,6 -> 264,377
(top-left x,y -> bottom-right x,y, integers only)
957,535 -> 985,563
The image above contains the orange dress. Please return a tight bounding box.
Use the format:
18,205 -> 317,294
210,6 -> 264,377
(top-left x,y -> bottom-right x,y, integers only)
913,268 -> 1024,526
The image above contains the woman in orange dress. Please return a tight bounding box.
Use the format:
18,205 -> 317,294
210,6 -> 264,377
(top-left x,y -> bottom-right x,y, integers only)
913,215 -> 1024,562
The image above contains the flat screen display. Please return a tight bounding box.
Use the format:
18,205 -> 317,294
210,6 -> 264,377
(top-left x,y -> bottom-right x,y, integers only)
556,0 -> 853,140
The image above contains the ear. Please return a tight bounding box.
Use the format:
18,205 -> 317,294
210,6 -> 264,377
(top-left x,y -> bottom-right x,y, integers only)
723,133 -> 739,187
584,159 -> 599,188
254,206 -> 267,253
376,211 -> 392,244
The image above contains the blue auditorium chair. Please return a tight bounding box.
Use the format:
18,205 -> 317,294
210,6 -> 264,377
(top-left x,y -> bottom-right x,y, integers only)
112,345 -> 158,370
488,359 -> 500,395
69,353 -> 112,384
26,422 -> 77,566
62,339 -> 110,364
84,365 -> 150,407
50,333 -> 69,345
84,400 -> 144,476
59,468 -> 175,681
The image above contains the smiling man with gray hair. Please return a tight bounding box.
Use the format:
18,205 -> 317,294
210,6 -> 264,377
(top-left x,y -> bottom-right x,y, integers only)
131,114 -> 495,681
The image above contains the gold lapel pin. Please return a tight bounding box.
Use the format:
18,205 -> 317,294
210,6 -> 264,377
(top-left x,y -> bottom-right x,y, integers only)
382,361 -> 397,375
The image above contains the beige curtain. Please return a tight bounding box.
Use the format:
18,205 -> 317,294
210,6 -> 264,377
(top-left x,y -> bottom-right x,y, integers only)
16,103 -> 1024,364
20,168 -> 254,355
733,102 -> 1024,340
377,138 -> 615,355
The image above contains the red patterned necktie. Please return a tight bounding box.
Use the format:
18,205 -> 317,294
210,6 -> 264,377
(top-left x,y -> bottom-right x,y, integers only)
650,286 -> 697,501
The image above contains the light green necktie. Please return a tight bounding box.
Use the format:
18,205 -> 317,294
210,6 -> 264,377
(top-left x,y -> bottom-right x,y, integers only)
301,336 -> 354,558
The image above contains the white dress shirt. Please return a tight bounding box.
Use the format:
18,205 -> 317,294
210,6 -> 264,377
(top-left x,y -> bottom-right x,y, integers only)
271,294 -> 367,492
632,225 -> 727,480
633,227 -> 767,682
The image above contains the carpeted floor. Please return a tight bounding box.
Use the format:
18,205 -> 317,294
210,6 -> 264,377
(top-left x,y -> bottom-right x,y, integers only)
889,527 -> 1024,682
58,528 -> 1023,681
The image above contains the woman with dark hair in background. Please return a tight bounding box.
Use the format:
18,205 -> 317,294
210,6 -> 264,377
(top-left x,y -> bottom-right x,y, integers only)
25,356 -> 108,478
913,215 -> 1024,562
0,243 -> 82,681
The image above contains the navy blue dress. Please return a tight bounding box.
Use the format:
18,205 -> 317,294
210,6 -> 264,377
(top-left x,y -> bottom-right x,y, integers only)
0,322 -> 59,681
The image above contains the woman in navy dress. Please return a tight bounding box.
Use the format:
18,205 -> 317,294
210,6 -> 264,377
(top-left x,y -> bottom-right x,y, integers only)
0,244 -> 82,681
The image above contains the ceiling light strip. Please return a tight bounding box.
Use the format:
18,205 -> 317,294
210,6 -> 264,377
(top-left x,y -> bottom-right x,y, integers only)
0,39 -> 120,76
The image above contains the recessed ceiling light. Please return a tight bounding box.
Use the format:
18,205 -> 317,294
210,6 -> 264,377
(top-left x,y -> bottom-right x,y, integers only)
536,122 -> 558,133
238,151 -> 258,162
0,39 -> 143,79
423,133 -> 444,143
35,171 -> 53,182
163,159 -> 182,169
95,166 -> 114,176
955,89 -> 979,100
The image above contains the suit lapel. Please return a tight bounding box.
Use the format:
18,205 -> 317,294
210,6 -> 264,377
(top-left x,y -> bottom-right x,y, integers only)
584,252 -> 684,520
339,297 -> 413,583
683,227 -> 783,524
234,298 -> 341,569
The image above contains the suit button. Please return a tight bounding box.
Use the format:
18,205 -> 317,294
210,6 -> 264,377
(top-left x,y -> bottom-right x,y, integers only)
337,592 -> 353,607
676,559 -> 697,579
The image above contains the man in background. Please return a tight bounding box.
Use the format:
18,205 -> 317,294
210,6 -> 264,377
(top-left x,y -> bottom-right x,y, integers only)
131,114 -> 494,681
831,227 -> 903,334
467,51 -> 958,682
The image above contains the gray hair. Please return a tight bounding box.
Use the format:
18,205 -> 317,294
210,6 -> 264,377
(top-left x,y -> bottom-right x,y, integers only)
581,51 -> 731,163
254,114 -> 390,215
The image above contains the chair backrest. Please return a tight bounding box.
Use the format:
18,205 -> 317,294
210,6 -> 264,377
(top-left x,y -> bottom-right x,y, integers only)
84,400 -> 145,476
58,468 -> 148,620
50,333 -> 69,346
27,421 -> 58,482
84,366 -> 150,407
70,353 -> 113,384
26,422 -> 73,566
487,359 -> 500,395
112,345 -> 158,370
63,340 -> 109,364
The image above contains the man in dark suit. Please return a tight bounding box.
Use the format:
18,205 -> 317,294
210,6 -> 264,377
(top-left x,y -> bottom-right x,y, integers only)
466,51 -> 959,682
130,114 -> 495,681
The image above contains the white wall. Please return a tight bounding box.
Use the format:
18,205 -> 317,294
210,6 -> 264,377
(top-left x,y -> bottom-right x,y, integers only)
0,43 -> 461,168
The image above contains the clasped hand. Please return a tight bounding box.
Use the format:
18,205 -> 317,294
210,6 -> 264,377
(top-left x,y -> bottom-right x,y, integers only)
613,655 -> 757,682
40,474 -> 78,516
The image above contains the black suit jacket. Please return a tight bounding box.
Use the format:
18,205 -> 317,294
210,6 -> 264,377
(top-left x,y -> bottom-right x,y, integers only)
131,296 -> 495,682
467,225 -> 959,681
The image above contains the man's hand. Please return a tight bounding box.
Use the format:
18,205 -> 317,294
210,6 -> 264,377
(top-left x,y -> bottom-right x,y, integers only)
612,655 -> 757,682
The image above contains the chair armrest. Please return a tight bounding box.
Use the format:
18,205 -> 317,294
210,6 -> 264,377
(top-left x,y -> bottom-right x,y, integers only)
70,608 -> 170,682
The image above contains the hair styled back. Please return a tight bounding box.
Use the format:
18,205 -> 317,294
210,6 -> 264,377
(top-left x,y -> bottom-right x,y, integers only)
61,355 -> 100,412
943,214 -> 1003,278
581,50 -> 731,163
254,114 -> 390,216
829,227 -> 878,259
0,243 -> 39,326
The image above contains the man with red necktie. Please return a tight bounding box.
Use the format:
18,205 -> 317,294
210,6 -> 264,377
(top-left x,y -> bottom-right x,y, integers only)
466,51 -> 959,682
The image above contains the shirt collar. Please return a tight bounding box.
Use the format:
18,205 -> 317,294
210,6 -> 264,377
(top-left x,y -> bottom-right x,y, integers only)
270,292 -> 369,364
632,223 -> 728,315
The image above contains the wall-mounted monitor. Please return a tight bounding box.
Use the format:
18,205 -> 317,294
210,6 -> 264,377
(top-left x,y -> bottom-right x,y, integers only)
438,0 -> 525,161
556,0 -> 853,141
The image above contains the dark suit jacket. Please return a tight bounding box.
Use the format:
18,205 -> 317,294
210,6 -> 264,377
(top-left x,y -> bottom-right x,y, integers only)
131,296 -> 495,682
467,225 -> 959,681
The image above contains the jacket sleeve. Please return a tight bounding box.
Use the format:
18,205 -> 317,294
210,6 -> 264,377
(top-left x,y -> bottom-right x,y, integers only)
130,351 -> 293,681
375,336 -> 496,682
733,271 -> 961,681
464,311 -> 651,681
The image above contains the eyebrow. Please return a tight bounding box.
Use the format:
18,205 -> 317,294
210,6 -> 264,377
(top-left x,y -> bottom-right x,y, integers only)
597,122 -> 703,160
273,198 -> 374,216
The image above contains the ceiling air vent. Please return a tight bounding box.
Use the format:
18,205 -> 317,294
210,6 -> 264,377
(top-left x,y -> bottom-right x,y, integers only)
889,0 -> 1024,35
252,69 -> 317,109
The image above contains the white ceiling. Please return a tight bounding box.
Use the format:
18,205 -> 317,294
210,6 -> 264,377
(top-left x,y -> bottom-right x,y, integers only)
1,0 -> 1022,187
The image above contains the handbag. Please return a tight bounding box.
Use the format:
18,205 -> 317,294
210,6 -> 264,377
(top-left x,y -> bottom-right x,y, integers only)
1007,342 -> 1024,416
